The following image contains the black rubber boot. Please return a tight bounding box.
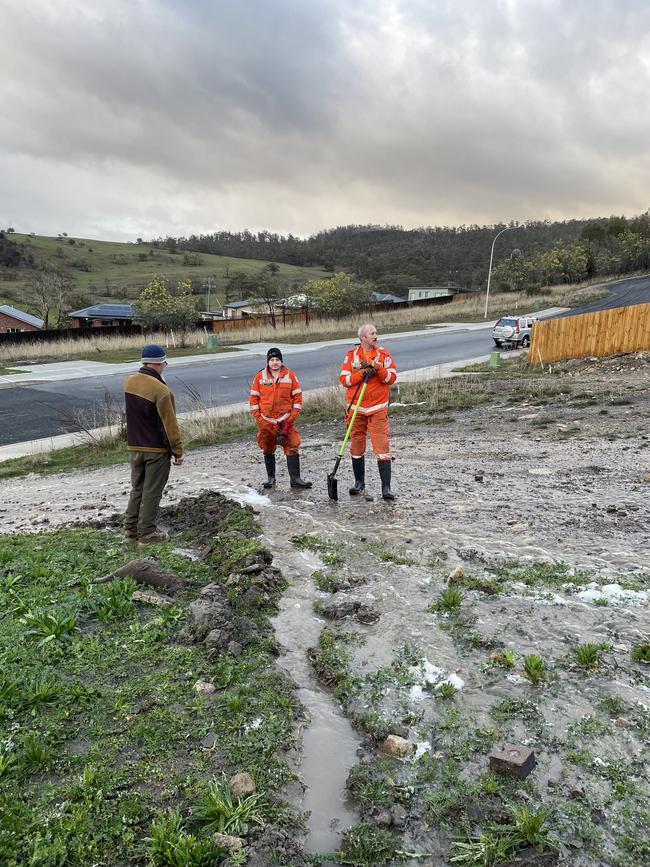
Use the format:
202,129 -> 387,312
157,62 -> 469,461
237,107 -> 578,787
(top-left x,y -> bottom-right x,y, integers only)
287,454 -> 312,488
349,456 -> 365,495
262,453 -> 276,489
378,460 -> 395,501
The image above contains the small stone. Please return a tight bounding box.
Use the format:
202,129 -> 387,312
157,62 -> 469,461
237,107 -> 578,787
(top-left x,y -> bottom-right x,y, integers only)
642,471 -> 650,482
193,680 -> 216,695
229,772 -> 256,798
388,723 -> 410,739
474,471 -> 484,482
212,832 -> 243,853
227,641 -> 243,657
447,565 -> 464,584
200,731 -> 218,749
381,734 -> 412,758
390,804 -> 408,830
488,744 -> 536,779
616,510 -> 627,518
132,590 -> 174,607
373,808 -> 392,828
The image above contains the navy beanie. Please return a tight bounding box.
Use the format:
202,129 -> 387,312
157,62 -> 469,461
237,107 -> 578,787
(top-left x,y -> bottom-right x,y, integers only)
141,344 -> 167,363
266,347 -> 283,363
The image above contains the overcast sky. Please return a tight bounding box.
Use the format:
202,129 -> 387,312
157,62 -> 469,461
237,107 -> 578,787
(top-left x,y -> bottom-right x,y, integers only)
1,0 -> 649,241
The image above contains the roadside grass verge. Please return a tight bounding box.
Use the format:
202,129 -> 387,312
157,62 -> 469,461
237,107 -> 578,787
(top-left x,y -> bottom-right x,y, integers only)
0,376 -> 487,481
0,366 -> 26,375
0,497 -> 299,866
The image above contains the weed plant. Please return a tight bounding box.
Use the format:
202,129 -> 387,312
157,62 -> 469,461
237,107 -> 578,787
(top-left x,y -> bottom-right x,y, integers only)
631,642 -> 650,663
430,588 -> 463,614
522,654 -> 547,684
194,777 -> 263,835
574,642 -> 610,670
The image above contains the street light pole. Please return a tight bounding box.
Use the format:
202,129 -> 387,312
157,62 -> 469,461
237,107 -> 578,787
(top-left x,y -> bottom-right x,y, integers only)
484,225 -> 515,319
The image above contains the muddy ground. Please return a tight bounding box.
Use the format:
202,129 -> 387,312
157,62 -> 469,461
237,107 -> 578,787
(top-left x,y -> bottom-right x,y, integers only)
2,353 -> 649,865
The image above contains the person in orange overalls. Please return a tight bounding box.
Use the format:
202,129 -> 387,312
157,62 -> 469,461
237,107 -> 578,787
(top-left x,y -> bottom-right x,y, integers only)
339,323 -> 397,500
249,347 -> 311,489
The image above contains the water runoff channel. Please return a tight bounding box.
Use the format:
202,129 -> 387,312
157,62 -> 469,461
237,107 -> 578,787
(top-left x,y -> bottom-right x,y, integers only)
232,486 -> 359,858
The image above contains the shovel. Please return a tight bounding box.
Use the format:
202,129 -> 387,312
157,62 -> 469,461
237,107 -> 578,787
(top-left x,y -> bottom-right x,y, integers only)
327,375 -> 369,501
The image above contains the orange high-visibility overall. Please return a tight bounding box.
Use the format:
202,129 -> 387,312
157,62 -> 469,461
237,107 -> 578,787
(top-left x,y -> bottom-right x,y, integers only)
339,345 -> 397,461
249,365 -> 303,456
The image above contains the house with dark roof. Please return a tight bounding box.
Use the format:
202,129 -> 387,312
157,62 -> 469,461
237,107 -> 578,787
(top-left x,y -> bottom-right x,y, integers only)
68,303 -> 139,328
0,304 -> 44,333
371,291 -> 407,305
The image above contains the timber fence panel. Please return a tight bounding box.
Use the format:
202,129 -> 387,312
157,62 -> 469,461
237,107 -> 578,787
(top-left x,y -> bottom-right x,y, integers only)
529,302 -> 650,364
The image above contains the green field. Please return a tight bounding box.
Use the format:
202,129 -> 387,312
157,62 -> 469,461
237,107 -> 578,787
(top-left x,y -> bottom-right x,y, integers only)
0,233 -> 329,316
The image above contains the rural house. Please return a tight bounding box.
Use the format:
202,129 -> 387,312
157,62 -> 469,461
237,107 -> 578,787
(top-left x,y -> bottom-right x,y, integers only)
68,303 -> 138,328
0,304 -> 44,333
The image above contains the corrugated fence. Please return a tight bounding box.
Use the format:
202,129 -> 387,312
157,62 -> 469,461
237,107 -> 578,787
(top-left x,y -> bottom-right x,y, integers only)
529,302 -> 650,364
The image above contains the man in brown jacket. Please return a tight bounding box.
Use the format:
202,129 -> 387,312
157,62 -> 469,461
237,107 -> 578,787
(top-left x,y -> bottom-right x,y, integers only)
124,344 -> 184,545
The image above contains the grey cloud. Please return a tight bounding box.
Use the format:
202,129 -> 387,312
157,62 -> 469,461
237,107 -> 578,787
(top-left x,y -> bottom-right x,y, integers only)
0,0 -> 649,240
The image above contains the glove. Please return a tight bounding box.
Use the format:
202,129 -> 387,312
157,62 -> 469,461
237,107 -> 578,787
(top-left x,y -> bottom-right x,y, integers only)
362,364 -> 377,379
276,421 -> 290,447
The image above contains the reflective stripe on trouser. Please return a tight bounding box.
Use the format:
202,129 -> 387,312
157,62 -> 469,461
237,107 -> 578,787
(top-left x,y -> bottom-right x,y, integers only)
346,409 -> 390,460
124,451 -> 172,537
256,418 -> 301,456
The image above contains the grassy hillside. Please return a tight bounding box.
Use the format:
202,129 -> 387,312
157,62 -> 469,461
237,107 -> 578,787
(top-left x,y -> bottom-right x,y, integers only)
0,232 -> 329,316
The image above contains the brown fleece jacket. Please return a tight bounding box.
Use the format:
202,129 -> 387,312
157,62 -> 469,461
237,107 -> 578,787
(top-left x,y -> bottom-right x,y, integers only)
124,367 -> 183,457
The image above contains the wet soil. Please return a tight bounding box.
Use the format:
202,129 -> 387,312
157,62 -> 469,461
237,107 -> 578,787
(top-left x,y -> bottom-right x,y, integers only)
2,353 -> 650,864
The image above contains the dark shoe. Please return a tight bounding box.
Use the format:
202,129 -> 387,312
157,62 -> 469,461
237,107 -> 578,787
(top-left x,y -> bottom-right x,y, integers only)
286,454 -> 312,488
349,456 -> 365,495
138,529 -> 170,547
378,461 -> 395,501
262,453 -> 276,489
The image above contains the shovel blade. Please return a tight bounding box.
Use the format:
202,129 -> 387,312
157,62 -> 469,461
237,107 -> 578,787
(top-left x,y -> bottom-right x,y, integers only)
327,473 -> 338,501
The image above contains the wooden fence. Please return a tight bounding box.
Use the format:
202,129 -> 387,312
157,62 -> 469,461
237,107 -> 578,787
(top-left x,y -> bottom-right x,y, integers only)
529,301 -> 650,364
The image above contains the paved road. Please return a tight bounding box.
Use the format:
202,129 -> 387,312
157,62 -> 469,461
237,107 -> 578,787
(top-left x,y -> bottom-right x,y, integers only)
3,273 -> 648,447
559,274 -> 650,316
0,327 -> 494,445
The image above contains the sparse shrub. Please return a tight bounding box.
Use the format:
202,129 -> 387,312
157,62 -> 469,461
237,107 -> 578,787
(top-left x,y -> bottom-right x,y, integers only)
488,651 -> 516,669
0,749 -> 16,781
194,777 -> 263,835
25,672 -> 61,706
522,654 -> 546,684
93,577 -> 137,621
430,588 -> 463,614
20,609 -> 80,646
21,732 -> 53,771
439,681 -> 457,700
631,642 -> 650,663
148,809 -> 226,867
574,643 -> 609,670
339,822 -> 397,865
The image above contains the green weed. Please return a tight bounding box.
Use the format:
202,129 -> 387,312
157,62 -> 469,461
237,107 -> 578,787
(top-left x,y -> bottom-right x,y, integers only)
631,642 -> 650,663
194,777 -> 264,836
522,654 -> 547,684
430,588 -> 463,614
574,642 -> 610,670
148,810 -> 227,867
488,650 -> 516,669
439,681 -> 458,700
339,822 -> 397,866
20,608 -> 80,646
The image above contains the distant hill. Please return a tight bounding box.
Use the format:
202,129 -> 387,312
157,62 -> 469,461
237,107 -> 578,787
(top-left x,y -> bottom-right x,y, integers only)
0,232 -> 330,318
163,220 -> 595,293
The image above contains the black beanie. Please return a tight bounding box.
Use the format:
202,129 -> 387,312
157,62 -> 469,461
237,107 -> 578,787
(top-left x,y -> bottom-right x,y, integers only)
267,347 -> 283,363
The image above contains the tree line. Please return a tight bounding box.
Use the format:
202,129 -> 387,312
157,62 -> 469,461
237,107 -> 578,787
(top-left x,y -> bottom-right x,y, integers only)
153,212 -> 650,295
